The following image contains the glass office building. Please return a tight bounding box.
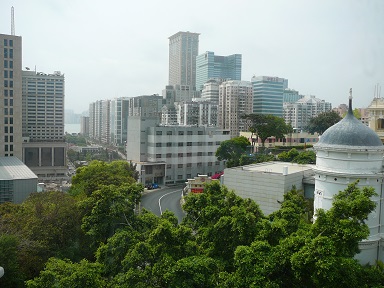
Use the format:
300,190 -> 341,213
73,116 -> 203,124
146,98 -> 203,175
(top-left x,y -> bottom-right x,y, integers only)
252,76 -> 287,117
196,51 -> 241,91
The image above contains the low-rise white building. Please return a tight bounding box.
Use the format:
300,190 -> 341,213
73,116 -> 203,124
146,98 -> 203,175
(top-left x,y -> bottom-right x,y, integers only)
127,116 -> 230,185
222,161 -> 315,215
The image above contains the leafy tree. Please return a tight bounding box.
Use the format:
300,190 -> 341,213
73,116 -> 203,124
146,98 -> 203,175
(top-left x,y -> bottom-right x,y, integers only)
79,183 -> 142,245
0,192 -> 88,281
0,234 -> 24,287
70,160 -> 139,197
278,148 -> 316,164
215,136 -> 250,168
65,134 -> 87,146
305,110 -> 342,134
26,258 -> 106,288
243,114 -> 293,150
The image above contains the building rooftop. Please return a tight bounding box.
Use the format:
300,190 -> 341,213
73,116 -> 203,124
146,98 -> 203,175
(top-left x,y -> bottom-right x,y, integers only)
0,157 -> 38,180
228,161 -> 314,175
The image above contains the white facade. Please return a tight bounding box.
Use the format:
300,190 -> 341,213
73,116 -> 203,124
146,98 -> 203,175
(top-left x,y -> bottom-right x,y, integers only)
223,162 -> 315,215
284,95 -> 332,131
127,116 -> 229,185
314,100 -> 384,264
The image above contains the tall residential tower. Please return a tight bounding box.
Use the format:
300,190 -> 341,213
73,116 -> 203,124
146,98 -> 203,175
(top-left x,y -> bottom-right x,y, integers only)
0,33 -> 22,159
168,31 -> 200,90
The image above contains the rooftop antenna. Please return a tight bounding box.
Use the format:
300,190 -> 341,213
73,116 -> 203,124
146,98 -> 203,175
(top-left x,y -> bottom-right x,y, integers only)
11,6 -> 15,35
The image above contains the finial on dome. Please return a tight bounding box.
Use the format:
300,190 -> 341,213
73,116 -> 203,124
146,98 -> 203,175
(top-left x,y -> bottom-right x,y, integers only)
348,88 -> 353,115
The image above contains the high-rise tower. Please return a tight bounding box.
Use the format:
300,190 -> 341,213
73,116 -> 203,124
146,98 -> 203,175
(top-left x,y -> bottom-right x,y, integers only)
196,51 -> 242,91
168,31 -> 199,90
0,33 -> 22,159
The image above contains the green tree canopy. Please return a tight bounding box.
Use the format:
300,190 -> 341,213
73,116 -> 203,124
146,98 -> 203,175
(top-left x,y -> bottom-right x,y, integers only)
305,110 -> 342,134
215,136 -> 250,168
70,160 -> 139,197
243,114 -> 293,149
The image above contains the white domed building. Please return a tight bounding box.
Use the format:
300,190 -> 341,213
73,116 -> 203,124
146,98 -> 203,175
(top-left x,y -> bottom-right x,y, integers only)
313,90 -> 384,264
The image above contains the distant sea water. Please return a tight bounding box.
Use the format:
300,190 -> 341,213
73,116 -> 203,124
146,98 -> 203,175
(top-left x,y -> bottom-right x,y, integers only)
65,123 -> 81,134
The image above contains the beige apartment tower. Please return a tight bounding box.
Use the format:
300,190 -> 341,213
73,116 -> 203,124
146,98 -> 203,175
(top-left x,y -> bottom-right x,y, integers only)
0,33 -> 22,159
168,31 -> 200,90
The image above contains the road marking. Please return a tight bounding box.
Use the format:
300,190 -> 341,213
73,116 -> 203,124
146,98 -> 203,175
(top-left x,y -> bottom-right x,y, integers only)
158,189 -> 182,215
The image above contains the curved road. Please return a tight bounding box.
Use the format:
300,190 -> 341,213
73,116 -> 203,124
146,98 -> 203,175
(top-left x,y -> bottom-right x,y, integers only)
140,185 -> 185,223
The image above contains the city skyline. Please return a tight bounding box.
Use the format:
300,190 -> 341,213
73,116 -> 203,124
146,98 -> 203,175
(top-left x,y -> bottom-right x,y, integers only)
1,0 -> 383,113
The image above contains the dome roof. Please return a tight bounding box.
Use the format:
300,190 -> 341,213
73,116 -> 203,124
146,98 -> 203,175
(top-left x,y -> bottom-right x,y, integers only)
316,100 -> 383,148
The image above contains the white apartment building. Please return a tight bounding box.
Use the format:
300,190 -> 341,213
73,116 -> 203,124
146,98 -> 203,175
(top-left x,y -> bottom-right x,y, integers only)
284,95 -> 332,131
218,80 -> 253,138
201,78 -> 221,103
126,116 -> 229,185
110,97 -> 129,146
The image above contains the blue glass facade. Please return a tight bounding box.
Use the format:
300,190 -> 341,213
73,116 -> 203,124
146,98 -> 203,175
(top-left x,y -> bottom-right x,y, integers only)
196,51 -> 242,91
252,76 -> 287,117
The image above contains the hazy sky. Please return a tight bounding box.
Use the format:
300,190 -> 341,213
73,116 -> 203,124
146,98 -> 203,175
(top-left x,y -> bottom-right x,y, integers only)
1,0 -> 383,114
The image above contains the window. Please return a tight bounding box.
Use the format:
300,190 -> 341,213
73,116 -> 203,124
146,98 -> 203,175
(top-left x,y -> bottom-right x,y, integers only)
178,164 -> 183,168
4,99 -> 7,106
4,145 -> 8,152
4,127 -> 8,133
3,60 -> 7,68
187,174 -> 191,178
208,142 -> 213,146
10,145 -> 13,152
178,131 -> 184,135
156,143 -> 162,147
9,90 -> 13,97
187,152 -> 192,157
4,71 -> 8,78
167,131 -> 172,135
3,39 -> 7,46
156,131 -> 162,135
197,152 -> 203,156
4,80 -> 8,87
178,153 -> 183,157
178,142 -> 183,147
9,81 -> 13,88
216,141 -> 221,145
4,136 -> 8,142
9,39 -> 13,47
208,152 -> 213,156
9,61 -> 13,68
9,71 -> 13,79
4,108 -> 8,115
197,162 -> 202,167
208,162 -> 212,166
166,153 -> 172,158
178,175 -> 183,180
4,90 -> 8,97
4,48 -> 8,58
187,142 -> 192,146
186,163 -> 192,167
10,136 -> 13,142
166,164 -> 172,169
187,131 -> 193,135
156,154 -> 161,158
198,131 -> 203,135
9,49 -> 13,58
215,161 -> 220,165
4,117 -> 8,124
197,142 -> 202,146
166,142 -> 172,147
